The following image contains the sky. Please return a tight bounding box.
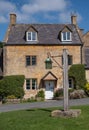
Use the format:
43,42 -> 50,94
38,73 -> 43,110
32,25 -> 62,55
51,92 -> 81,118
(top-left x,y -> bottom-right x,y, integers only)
0,0 -> 89,41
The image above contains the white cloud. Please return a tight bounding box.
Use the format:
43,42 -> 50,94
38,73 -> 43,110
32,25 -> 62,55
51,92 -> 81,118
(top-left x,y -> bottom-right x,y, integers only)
0,15 -> 8,23
22,0 -> 68,13
59,11 -> 82,24
16,12 -> 36,23
0,0 -> 16,23
0,1 -> 16,13
0,0 -> 82,24
59,11 -> 71,23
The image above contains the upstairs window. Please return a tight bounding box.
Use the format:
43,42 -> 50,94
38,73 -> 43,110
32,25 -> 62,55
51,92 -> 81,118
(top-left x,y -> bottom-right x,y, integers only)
61,32 -> 72,42
62,55 -> 73,65
26,56 -> 37,66
26,32 -> 37,41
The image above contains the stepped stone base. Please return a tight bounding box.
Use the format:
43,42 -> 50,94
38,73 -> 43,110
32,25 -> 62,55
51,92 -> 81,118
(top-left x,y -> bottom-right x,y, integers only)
51,109 -> 81,118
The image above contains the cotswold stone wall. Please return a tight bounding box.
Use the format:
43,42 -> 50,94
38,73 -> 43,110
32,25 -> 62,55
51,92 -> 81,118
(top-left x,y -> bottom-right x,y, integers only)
3,45 -> 81,98
82,32 -> 89,82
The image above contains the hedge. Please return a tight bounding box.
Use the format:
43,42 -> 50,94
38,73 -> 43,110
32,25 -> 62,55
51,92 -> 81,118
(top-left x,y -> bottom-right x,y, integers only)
0,41 -> 4,48
68,64 -> 86,89
0,75 -> 25,98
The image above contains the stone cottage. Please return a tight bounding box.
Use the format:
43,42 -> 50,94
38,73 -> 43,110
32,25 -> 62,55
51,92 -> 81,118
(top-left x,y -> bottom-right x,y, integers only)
0,48 -> 3,79
3,14 -> 83,99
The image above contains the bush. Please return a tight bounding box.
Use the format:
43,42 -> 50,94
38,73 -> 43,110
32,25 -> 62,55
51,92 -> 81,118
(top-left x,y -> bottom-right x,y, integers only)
0,75 -> 25,98
54,88 -> 63,98
7,95 -> 16,99
68,64 -> 86,89
69,89 -> 86,99
36,90 -> 45,99
85,82 -> 89,96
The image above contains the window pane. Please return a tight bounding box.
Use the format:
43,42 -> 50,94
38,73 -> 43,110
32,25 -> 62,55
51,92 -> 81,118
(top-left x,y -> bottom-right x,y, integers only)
26,56 -> 30,66
67,32 -> 71,40
32,32 -> 36,40
26,79 -> 30,89
63,32 -> 66,40
62,32 -> 71,41
28,32 -> 31,40
68,55 -> 72,65
32,56 -> 36,65
69,79 -> 73,88
32,79 -> 37,90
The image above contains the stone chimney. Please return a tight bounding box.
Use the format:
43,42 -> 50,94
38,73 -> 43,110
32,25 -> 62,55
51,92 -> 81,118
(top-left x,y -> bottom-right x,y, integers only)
71,15 -> 77,25
10,13 -> 16,25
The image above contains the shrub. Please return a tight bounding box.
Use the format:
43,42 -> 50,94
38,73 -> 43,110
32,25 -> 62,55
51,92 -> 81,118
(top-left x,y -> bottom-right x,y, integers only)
54,88 -> 63,98
68,64 -> 86,89
0,75 -> 25,98
7,95 -> 16,99
27,97 -> 37,102
36,90 -> 45,99
85,82 -> 89,96
69,89 -> 86,99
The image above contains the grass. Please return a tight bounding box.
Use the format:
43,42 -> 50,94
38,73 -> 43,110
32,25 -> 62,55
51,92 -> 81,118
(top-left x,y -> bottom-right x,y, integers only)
0,105 -> 89,130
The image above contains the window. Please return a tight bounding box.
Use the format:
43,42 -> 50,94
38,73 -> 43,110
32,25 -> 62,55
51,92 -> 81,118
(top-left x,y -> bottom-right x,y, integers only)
62,55 -> 73,65
61,32 -> 72,41
32,79 -> 37,90
68,55 -> 73,65
69,78 -> 74,88
26,32 -> 37,41
26,79 -> 30,89
26,56 -> 36,66
26,79 -> 37,90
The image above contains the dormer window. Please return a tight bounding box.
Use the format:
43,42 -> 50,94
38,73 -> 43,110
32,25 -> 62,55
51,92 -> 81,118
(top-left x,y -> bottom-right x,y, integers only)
26,32 -> 37,41
61,32 -> 72,42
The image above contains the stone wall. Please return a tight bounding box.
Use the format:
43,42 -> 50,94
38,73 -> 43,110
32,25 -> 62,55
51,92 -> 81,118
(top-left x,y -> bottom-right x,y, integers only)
82,32 -> 89,82
3,45 -> 81,98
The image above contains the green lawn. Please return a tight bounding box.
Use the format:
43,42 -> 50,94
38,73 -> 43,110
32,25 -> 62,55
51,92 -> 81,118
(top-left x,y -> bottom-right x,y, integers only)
0,105 -> 89,130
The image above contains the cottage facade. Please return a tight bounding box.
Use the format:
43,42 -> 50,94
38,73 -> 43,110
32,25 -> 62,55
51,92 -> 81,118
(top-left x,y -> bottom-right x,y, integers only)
3,14 -> 82,99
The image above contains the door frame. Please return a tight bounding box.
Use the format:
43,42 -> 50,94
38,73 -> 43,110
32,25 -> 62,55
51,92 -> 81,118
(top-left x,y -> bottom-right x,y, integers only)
44,80 -> 57,99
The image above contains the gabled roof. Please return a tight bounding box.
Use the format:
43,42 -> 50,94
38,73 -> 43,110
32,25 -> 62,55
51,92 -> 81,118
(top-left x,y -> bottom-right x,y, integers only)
6,24 -> 82,45
26,25 -> 38,32
60,25 -> 72,32
42,71 -> 57,80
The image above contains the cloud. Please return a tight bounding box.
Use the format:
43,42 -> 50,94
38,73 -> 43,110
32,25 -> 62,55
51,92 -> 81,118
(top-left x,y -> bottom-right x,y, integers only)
0,15 -> 8,23
0,0 -> 16,23
0,1 -> 16,13
59,11 -> 71,23
22,0 -> 68,13
59,11 -> 82,24
0,0 -> 82,24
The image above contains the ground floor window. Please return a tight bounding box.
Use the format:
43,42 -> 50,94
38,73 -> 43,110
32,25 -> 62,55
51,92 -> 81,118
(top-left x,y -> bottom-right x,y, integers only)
26,78 -> 37,90
69,78 -> 74,88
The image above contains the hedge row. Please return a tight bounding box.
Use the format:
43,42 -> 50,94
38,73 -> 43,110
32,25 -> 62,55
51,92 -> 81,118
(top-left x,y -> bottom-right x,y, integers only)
68,64 -> 86,89
0,75 -> 25,98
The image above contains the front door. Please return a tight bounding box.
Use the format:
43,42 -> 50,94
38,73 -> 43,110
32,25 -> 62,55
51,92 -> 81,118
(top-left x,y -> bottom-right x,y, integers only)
45,81 -> 55,99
